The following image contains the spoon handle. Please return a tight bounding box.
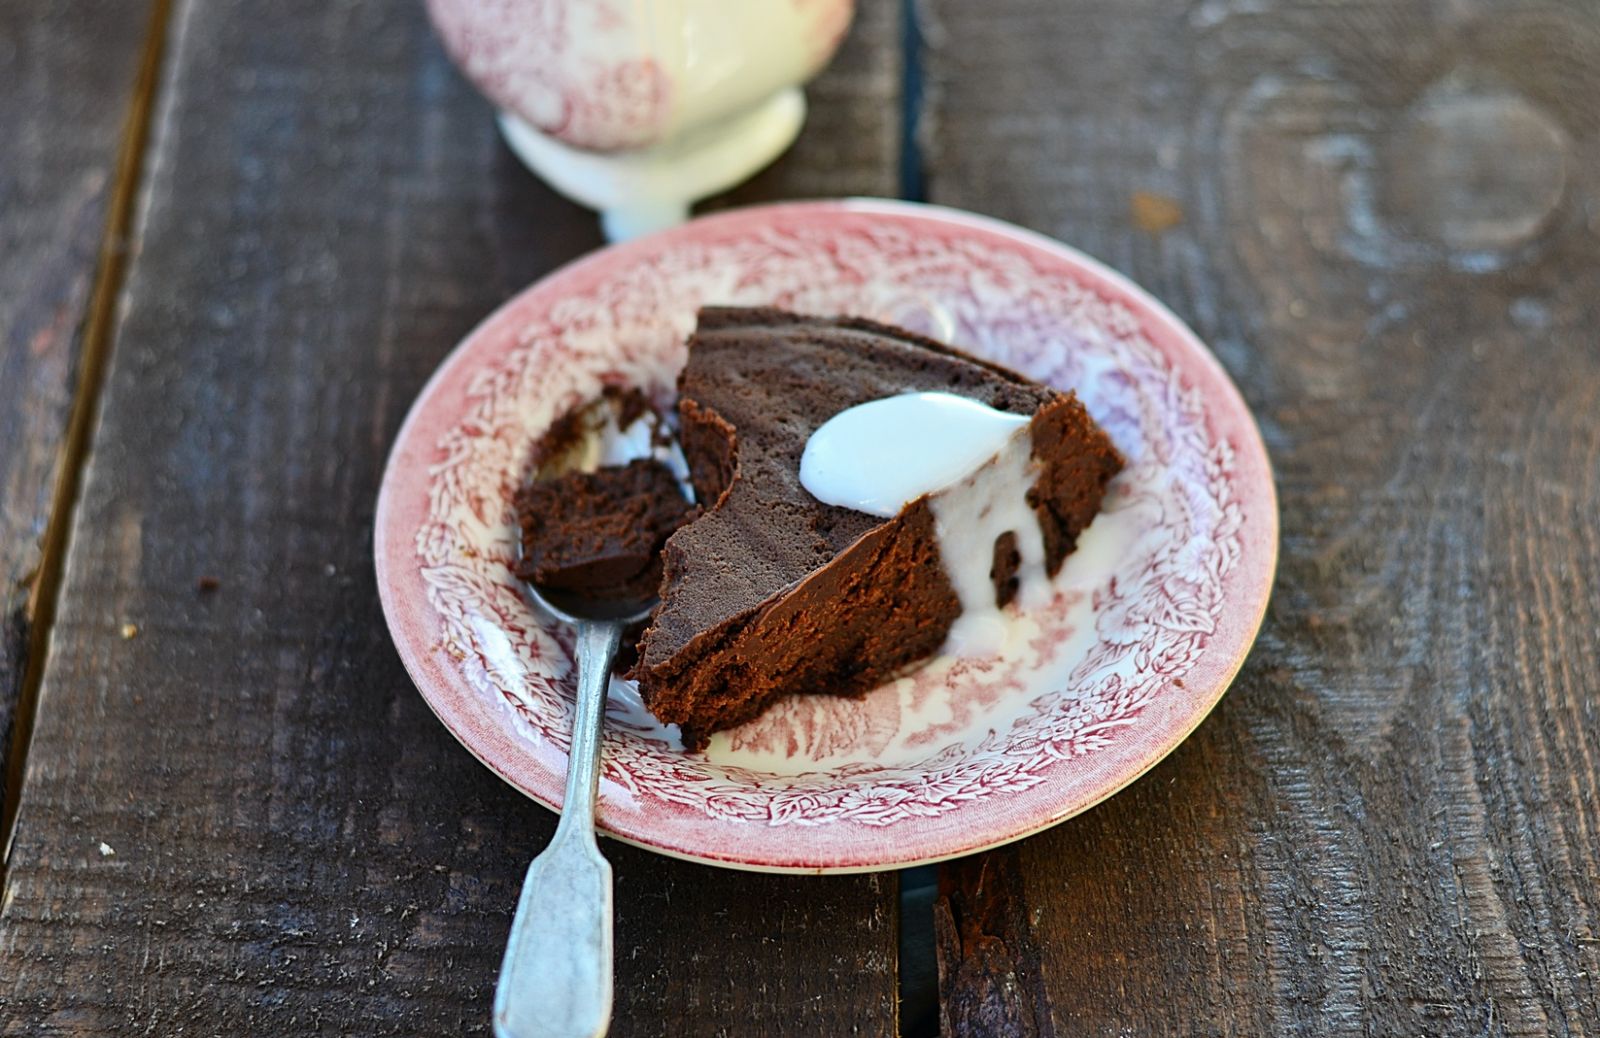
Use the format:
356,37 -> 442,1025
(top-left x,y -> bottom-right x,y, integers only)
494,620 -> 623,1038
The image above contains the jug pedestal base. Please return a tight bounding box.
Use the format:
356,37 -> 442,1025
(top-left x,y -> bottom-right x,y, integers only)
498,88 -> 807,242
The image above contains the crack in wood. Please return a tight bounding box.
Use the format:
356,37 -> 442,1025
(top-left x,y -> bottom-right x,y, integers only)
0,0 -> 174,881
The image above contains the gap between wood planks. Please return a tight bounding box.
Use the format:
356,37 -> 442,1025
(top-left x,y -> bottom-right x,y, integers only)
895,2 -> 942,1037
899,0 -> 928,204
0,0 -> 175,884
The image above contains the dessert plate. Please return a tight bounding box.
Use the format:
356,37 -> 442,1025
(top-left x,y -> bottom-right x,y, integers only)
375,200 -> 1277,873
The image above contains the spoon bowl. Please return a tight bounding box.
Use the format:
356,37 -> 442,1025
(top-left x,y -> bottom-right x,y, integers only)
525,583 -> 657,628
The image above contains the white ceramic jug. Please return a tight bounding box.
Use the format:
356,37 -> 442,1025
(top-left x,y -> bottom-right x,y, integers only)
428,0 -> 855,240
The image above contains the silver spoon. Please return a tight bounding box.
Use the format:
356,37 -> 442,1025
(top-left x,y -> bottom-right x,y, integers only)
494,582 -> 655,1038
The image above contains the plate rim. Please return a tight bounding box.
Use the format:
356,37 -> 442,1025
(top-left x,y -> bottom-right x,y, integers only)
374,197 -> 1279,874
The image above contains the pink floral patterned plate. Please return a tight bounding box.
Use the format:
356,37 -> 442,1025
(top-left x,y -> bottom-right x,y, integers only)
375,200 -> 1277,873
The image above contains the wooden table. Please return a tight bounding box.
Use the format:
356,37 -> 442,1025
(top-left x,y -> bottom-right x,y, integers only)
3,1 -> 1597,1034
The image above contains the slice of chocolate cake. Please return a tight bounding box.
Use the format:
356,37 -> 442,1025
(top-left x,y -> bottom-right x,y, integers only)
633,307 -> 1123,750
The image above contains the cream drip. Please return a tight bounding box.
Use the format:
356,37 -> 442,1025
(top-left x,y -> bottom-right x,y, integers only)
799,392 -> 1048,656
927,427 -> 1049,654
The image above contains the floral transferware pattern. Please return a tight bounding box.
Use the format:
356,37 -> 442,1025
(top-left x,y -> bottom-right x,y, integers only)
376,201 -> 1276,871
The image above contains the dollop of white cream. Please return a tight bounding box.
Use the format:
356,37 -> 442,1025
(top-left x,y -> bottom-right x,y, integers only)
799,392 -> 1030,517
800,392 -> 1049,656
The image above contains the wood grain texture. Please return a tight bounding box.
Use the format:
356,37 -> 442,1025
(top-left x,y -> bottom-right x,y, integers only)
0,0 -> 155,842
922,0 -> 1600,1033
0,2 -> 900,1035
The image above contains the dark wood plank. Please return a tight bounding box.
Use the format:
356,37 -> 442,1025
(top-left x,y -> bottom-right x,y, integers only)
0,0 -> 157,845
0,2 -> 900,1035
922,0 -> 1600,1033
